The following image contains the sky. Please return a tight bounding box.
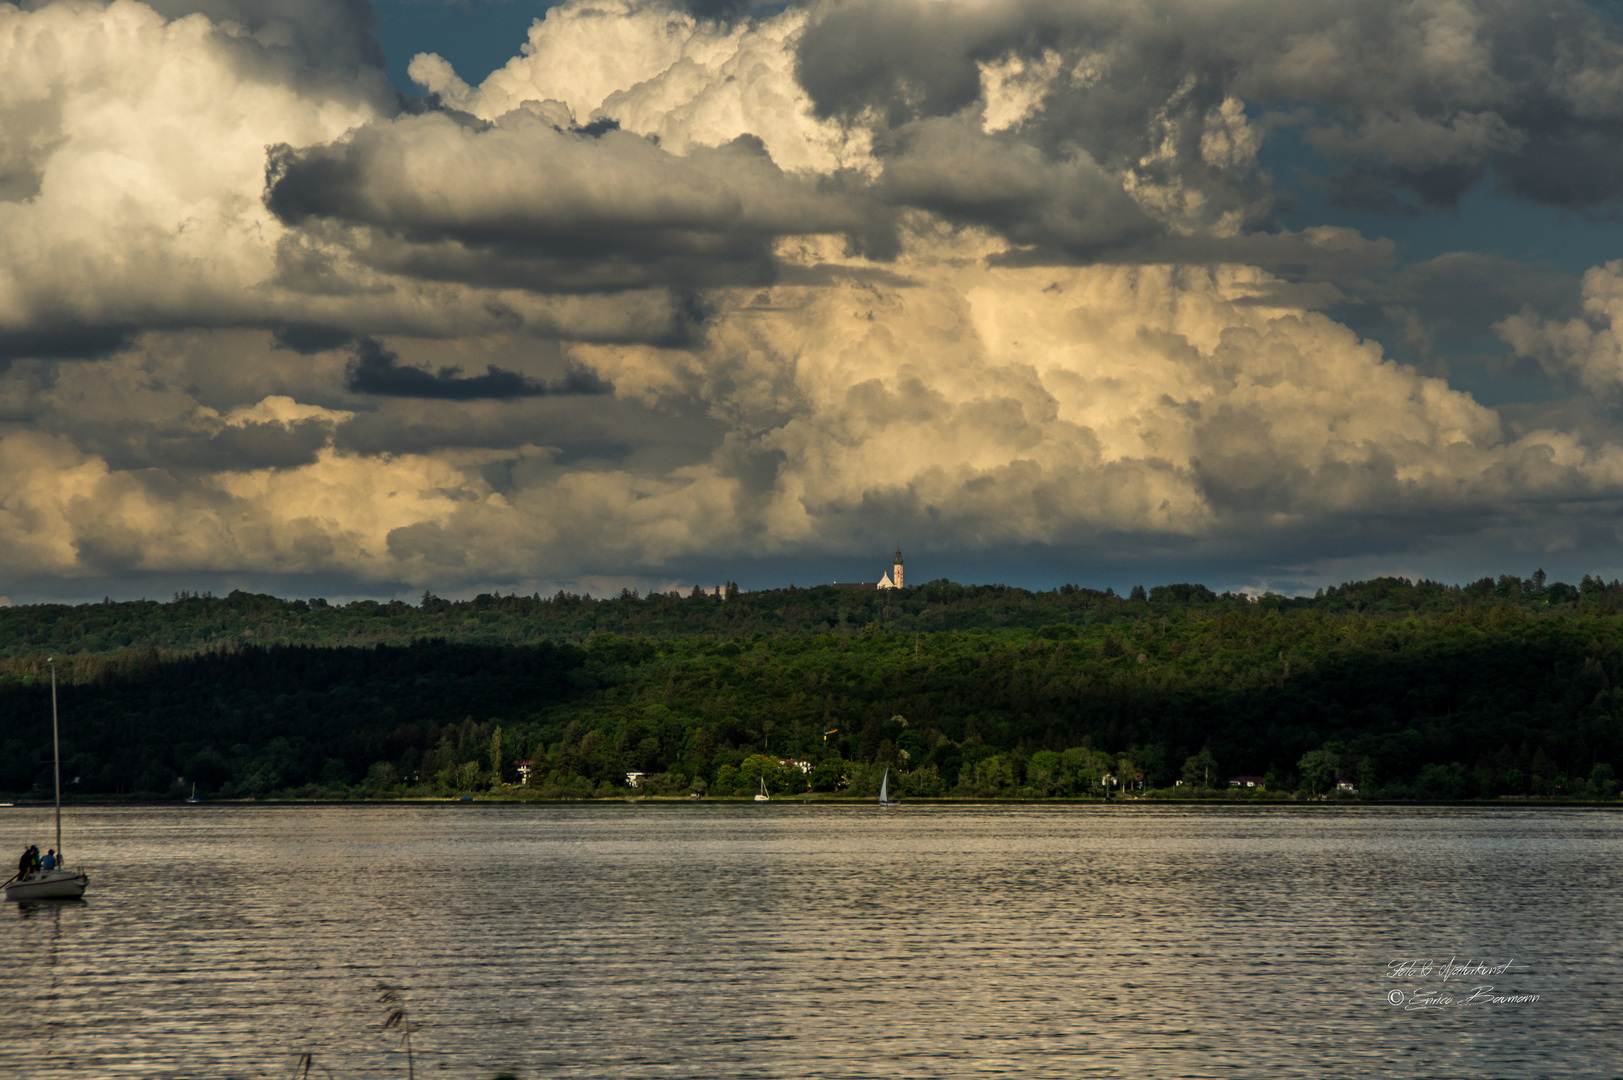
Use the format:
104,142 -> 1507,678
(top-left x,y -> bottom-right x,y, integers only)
7,0 -> 1623,604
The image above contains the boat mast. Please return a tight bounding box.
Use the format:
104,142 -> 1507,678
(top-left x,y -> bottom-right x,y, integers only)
50,657 -> 61,865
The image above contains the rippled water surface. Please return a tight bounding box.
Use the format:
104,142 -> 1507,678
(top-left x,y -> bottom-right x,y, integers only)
3,803 -> 1620,1078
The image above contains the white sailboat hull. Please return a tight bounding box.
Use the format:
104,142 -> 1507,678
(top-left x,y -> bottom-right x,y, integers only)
6,869 -> 88,901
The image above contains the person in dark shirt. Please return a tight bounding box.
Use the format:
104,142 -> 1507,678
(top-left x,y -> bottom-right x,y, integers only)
40,849 -> 56,872
16,845 -> 38,880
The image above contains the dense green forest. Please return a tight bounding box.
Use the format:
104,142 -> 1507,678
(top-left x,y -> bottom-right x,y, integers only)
2,572 -> 1622,802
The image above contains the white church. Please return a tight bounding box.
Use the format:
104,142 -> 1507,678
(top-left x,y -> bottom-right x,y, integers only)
832,547 -> 905,590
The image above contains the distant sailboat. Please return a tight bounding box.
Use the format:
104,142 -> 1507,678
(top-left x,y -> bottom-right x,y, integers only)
878,768 -> 891,807
754,776 -> 770,802
186,782 -> 199,804
5,659 -> 89,901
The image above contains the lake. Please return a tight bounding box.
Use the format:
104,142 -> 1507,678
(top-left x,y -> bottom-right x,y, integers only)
3,803 -> 1620,1078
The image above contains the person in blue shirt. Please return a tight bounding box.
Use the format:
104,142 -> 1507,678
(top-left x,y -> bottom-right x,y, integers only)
40,849 -> 56,872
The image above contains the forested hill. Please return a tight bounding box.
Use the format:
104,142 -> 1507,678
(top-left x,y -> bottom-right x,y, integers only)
1,571 -> 1619,659
2,571 -> 1623,803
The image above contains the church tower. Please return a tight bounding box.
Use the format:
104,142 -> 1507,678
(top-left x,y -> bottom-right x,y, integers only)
892,546 -> 903,589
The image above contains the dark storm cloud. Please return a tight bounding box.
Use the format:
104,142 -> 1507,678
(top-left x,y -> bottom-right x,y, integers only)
1244,1 -> 1623,214
796,0 -> 1005,128
345,338 -> 612,400
793,0 -> 1623,234
873,117 -> 1159,255
269,322 -> 354,354
78,419 -> 336,474
264,110 -> 896,292
0,322 -> 137,362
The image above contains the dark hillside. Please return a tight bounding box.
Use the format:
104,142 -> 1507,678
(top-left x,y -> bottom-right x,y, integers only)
2,573 -> 1621,801
1,571 -> 1617,657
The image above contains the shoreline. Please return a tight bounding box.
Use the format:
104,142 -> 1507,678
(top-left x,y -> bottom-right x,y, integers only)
4,795 -> 1620,809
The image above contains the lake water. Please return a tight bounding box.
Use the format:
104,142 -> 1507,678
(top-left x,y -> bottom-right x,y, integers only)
2,803 -> 1619,1078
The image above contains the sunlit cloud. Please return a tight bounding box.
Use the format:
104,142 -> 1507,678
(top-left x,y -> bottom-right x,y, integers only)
5,0 -> 1623,599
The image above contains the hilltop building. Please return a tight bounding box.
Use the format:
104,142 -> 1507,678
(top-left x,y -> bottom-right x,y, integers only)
832,547 -> 905,590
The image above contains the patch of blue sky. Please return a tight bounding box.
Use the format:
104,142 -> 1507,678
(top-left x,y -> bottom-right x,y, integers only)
1253,113 -> 1614,406
1256,117 -> 1623,275
373,0 -> 558,98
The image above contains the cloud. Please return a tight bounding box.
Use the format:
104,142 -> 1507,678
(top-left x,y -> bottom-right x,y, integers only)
790,0 -> 1623,224
136,0 -> 391,82
345,337 -> 612,400
264,106 -> 897,291
407,0 -> 873,173
0,0 -> 384,358
872,116 -> 1157,255
1496,261 -> 1623,395
8,0 -> 1623,597
1235,1 -> 1623,212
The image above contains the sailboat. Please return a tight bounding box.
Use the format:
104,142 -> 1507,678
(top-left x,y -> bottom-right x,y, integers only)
5,659 -> 89,901
878,767 -> 892,807
754,777 -> 770,802
187,782 -> 199,804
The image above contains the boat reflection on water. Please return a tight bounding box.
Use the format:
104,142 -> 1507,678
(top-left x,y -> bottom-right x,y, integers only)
14,896 -> 85,919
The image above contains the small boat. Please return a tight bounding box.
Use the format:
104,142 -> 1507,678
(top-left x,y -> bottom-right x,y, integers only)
5,659 -> 88,902
754,777 -> 769,802
186,782 -> 199,804
6,867 -> 87,901
878,767 -> 892,807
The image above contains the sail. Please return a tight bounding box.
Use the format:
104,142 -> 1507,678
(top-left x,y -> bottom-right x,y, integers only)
878,768 -> 889,804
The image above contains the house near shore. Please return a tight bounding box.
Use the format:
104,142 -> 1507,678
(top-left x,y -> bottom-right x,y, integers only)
1229,775 -> 1266,789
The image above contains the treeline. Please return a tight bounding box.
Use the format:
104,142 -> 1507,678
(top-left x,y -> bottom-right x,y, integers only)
1,573 -> 1622,801
5,571 -> 1623,660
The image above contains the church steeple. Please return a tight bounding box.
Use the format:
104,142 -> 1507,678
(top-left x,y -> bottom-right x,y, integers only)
892,546 -> 903,589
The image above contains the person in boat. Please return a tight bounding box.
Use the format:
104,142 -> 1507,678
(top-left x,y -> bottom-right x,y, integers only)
40,849 -> 56,872
16,845 -> 38,880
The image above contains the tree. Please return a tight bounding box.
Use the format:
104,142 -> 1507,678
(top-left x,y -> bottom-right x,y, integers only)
1297,744 -> 1340,797
1182,746 -> 1218,788
1116,750 -> 1144,791
739,753 -> 787,792
1027,749 -> 1063,793
808,759 -> 844,792
365,762 -> 399,795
